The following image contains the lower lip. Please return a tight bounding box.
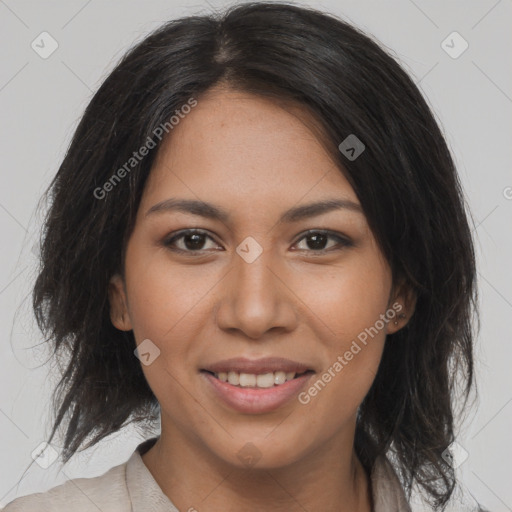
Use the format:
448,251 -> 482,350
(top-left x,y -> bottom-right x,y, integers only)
201,371 -> 314,414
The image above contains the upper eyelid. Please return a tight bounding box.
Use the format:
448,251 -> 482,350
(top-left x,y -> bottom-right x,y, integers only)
165,229 -> 220,246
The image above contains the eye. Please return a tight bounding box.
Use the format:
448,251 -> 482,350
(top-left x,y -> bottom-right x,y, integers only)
163,229 -> 222,255
163,228 -> 353,256
292,230 -> 353,254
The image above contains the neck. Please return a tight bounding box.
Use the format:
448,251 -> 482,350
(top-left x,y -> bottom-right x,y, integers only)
142,424 -> 372,512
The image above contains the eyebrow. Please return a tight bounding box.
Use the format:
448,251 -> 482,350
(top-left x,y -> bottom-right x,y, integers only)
145,197 -> 363,223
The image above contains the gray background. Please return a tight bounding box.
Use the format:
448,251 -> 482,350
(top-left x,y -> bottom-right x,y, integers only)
1,0 -> 511,509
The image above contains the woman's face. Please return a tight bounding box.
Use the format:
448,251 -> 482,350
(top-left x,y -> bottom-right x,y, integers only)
109,86 -> 409,469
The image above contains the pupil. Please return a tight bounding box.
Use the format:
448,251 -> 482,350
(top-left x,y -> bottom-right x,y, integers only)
185,233 -> 205,250
308,233 -> 327,250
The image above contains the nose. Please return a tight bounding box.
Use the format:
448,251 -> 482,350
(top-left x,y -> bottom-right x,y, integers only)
215,244 -> 299,340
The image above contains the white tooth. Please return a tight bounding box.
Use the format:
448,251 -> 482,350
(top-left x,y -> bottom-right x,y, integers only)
228,371 -> 240,385
239,373 -> 257,387
218,372 -> 228,382
256,373 -> 275,388
285,372 -> 296,381
274,371 -> 286,385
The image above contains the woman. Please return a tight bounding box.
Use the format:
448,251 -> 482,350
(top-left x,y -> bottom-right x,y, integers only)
2,2 -> 486,511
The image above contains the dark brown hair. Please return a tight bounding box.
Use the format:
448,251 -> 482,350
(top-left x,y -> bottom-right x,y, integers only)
27,3 -> 478,509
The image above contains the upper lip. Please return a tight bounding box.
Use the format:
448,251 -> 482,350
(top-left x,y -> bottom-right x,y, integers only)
202,357 -> 313,375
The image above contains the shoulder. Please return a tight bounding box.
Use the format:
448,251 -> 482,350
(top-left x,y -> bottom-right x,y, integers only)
1,461 -> 131,512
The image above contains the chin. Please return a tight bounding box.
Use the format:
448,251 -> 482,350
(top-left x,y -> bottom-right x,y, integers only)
206,430 -> 316,471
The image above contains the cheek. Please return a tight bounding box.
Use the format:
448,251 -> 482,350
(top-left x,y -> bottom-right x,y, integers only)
120,243 -> 217,407
297,308 -> 387,439
124,258 -> 210,421
292,252 -> 391,414
293,251 -> 392,342
123,239 -> 218,343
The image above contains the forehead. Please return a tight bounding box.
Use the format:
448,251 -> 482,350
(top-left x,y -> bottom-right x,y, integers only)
140,87 -> 359,218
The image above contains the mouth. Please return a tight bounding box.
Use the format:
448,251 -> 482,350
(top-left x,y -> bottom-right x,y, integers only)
199,357 -> 315,414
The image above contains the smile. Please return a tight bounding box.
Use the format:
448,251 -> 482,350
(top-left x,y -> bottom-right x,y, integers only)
200,357 -> 315,414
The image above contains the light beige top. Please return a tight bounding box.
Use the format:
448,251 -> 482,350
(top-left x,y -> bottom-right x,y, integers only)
0,437 -> 414,511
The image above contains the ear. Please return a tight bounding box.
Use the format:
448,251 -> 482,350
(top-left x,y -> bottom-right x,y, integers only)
386,277 -> 417,335
108,273 -> 133,331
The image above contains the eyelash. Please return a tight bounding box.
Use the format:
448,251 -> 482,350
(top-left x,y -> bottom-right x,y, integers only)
162,229 -> 353,256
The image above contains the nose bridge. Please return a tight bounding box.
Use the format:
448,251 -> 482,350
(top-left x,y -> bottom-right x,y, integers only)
235,246 -> 275,300
216,241 -> 296,338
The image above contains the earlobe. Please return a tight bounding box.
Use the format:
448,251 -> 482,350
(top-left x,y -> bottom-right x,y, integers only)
386,308 -> 410,335
390,311 -> 407,333
387,279 -> 417,334
108,274 -> 133,331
